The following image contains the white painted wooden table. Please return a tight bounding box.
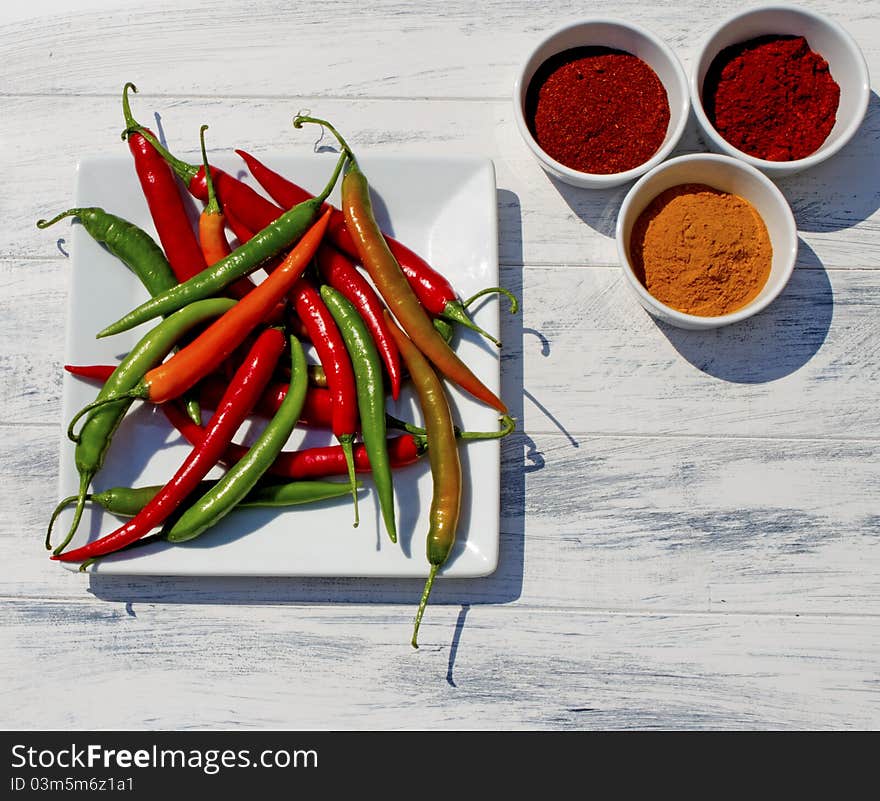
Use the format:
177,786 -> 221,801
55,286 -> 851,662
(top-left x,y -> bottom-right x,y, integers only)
2,0 -> 878,730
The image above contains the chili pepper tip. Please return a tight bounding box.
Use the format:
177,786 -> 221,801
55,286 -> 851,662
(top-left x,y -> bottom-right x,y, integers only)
411,563 -> 440,649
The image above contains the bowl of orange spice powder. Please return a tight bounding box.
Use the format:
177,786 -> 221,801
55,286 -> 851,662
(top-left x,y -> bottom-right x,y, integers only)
616,154 -> 797,329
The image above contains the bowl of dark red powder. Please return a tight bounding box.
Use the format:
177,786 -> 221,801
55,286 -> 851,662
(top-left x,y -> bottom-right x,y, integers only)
513,19 -> 690,188
692,5 -> 870,177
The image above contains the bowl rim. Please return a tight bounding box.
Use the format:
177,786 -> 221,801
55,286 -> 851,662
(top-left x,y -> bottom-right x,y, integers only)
512,17 -> 691,187
615,152 -> 799,327
689,3 -> 871,172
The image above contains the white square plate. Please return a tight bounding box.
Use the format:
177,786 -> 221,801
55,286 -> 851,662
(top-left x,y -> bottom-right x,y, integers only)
57,152 -> 501,576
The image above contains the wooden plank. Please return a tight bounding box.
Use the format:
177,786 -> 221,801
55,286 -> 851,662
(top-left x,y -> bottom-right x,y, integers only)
2,598 -> 877,729
2,94 -> 878,268
2,0 -> 877,99
5,426 -> 878,615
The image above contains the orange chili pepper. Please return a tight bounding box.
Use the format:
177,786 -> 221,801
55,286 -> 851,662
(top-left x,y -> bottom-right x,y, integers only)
197,125 -> 255,300
293,115 -> 507,415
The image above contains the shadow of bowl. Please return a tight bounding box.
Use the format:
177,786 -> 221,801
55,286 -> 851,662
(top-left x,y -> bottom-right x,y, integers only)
656,239 -> 833,384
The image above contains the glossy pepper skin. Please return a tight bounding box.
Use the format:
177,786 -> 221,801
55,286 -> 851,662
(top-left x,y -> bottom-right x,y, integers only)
164,402 -> 424,479
292,279 -> 361,524
340,157 -> 507,414
164,335 -> 309,544
50,298 -> 239,558
235,147 -> 508,344
96,138 -> 346,338
63,365 -> 336,429
195,124 -> 256,300
122,83 -> 208,283
89,210 -> 332,408
321,285 -> 397,543
385,313 -> 462,648
37,207 -> 178,296
54,328 -> 284,563
317,244 -> 402,400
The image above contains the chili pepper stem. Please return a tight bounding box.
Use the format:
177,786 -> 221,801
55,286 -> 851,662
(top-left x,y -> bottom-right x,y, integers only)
45,493 -> 93,550
292,115 -> 355,165
439,301 -> 502,348
463,286 -> 519,315
411,563 -> 440,649
339,435 -> 360,529
388,413 -> 516,441
36,210 -> 85,229
66,387 -> 144,443
121,82 -> 196,184
51,475 -> 91,554
198,124 -> 220,215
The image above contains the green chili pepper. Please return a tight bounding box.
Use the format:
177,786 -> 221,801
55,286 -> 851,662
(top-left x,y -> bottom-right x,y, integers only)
320,285 -> 397,543
96,149 -> 350,339
52,297 -> 236,555
38,207 -> 204,425
37,207 -> 178,296
47,479 -> 358,540
164,335 -> 309,543
61,478 -> 359,572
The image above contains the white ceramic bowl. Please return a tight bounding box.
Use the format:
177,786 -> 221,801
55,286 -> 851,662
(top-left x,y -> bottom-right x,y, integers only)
512,19 -> 690,189
616,154 -> 798,330
691,5 -> 870,178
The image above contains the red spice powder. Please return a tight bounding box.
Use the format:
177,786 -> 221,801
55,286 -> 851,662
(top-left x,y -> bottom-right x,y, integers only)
525,47 -> 670,174
703,35 -> 840,161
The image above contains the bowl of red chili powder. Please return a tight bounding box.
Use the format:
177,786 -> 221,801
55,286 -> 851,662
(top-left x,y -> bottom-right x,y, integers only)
513,19 -> 690,188
692,5 -> 870,177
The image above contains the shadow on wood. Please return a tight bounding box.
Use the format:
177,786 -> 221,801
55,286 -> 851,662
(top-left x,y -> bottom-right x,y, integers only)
656,239 -> 833,384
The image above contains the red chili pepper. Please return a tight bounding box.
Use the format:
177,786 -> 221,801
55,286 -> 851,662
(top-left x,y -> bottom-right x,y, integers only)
199,376 -> 334,427
64,364 -> 115,382
236,148 -> 508,345
54,328 -> 286,563
291,278 -> 360,522
163,402 -> 422,478
124,115 -> 285,235
121,84 -> 208,282
316,245 -> 402,400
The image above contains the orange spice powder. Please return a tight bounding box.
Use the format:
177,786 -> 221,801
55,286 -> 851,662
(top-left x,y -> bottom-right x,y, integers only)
629,183 -> 772,316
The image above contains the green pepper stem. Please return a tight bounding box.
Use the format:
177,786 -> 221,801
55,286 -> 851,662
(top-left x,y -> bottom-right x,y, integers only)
66,389 -> 142,443
440,300 -> 502,348
458,413 -> 516,440
46,493 -> 93,550
198,124 -> 221,216
36,209 -> 84,229
411,563 -> 440,648
51,474 -> 92,555
121,83 -> 198,184
313,149 -> 349,206
339,435 -> 359,528
463,286 -> 519,315
387,414 -> 515,442
292,115 -> 356,167
121,82 -> 139,139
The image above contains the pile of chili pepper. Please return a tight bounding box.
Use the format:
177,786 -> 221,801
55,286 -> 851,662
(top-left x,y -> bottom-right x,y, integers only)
41,86 -> 517,647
